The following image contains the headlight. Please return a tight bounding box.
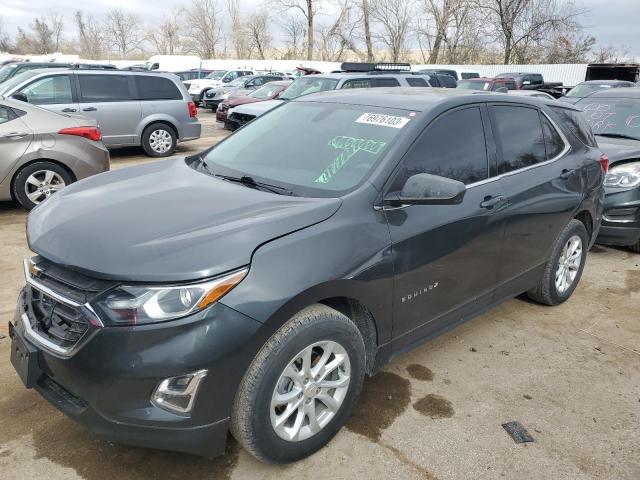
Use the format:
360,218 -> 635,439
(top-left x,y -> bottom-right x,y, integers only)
95,268 -> 247,325
604,161 -> 640,188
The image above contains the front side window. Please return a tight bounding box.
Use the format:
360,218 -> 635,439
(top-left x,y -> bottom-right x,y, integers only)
279,77 -> 339,100
388,106 -> 489,192
492,105 -> 546,174
20,75 -> 73,105
200,102 -> 411,196
79,75 -> 131,102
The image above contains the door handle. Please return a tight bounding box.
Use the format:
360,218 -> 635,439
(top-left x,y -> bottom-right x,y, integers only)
559,169 -> 576,180
82,107 -> 97,112
480,195 -> 506,209
0,131 -> 29,139
61,108 -> 77,112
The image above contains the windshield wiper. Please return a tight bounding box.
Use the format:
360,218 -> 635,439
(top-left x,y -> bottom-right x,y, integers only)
595,133 -> 640,141
214,174 -> 294,196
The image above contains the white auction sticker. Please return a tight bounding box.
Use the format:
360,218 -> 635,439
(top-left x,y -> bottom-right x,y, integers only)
355,113 -> 410,129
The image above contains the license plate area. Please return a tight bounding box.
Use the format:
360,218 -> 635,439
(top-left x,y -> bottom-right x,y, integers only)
9,321 -> 42,388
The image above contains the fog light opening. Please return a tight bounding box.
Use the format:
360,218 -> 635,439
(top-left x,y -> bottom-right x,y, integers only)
151,370 -> 208,415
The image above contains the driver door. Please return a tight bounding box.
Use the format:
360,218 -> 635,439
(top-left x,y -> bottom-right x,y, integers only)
385,105 -> 507,349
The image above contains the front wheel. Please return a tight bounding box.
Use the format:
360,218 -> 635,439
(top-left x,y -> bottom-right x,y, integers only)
231,304 -> 366,463
527,219 -> 589,305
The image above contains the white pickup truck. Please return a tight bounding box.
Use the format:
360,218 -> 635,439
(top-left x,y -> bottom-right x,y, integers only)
184,69 -> 254,104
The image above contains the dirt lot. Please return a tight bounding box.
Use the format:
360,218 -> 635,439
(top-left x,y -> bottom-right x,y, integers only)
0,111 -> 639,479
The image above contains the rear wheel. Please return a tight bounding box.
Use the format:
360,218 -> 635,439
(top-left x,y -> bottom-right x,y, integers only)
231,304 -> 366,463
527,219 -> 589,305
13,161 -> 73,210
141,123 -> 176,157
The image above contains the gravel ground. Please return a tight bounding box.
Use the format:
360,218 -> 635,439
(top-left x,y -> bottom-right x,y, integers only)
0,110 -> 638,479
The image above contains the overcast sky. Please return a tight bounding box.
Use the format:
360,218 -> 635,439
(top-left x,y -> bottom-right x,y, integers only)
2,0 -> 639,59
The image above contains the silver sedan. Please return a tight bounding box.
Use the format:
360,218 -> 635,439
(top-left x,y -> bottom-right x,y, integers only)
0,96 -> 109,209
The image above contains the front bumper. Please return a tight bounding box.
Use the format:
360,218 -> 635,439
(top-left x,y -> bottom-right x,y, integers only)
203,98 -> 222,110
9,291 -> 262,458
596,186 -> 640,247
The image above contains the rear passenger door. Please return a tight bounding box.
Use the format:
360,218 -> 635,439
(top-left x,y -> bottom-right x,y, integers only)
488,104 -> 583,295
76,74 -> 141,146
386,105 -> 507,348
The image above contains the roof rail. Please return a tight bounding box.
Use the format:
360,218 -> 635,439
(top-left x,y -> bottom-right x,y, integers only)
340,62 -> 412,73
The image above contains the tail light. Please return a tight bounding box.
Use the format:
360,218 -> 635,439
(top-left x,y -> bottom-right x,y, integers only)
58,126 -> 102,142
599,153 -> 609,173
188,101 -> 197,118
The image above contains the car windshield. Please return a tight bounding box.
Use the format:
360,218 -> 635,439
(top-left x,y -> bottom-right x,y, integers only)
576,97 -> 640,139
457,80 -> 489,90
0,70 -> 37,95
567,83 -> 615,97
206,70 -> 227,80
249,83 -> 286,100
0,64 -> 18,83
279,77 -> 339,100
227,78 -> 248,87
200,102 -> 412,197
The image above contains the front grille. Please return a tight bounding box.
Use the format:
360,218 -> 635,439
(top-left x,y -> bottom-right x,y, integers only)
229,113 -> 256,125
23,257 -> 114,353
220,104 -> 229,112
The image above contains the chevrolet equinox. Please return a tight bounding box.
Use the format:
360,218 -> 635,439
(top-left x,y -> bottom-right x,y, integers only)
9,88 -> 605,463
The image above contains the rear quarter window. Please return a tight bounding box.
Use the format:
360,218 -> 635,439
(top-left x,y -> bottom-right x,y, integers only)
550,106 -> 598,147
136,76 -> 182,100
406,77 -> 429,87
374,78 -> 401,87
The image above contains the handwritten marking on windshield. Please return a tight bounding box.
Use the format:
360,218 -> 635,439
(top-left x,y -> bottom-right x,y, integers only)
315,136 -> 387,184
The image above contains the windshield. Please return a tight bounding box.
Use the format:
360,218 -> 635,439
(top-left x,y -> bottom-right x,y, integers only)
200,102 -> 412,197
206,70 -> 228,80
250,83 -> 285,99
457,80 -> 489,90
226,77 -> 247,87
567,83 -> 615,98
280,77 -> 339,100
577,97 -> 640,140
0,64 -> 18,83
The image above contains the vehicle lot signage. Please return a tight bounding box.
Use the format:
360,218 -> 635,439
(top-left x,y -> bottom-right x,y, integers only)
355,113 -> 410,129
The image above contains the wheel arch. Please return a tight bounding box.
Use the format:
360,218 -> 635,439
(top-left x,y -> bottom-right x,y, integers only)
574,209 -> 594,240
10,158 -> 77,201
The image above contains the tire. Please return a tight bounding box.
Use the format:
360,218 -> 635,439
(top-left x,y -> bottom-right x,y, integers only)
141,123 -> 177,157
231,304 -> 366,464
527,219 -> 589,306
12,161 -> 74,210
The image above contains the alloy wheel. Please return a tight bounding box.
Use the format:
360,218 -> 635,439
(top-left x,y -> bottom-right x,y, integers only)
270,340 -> 351,442
24,170 -> 66,205
555,235 -> 583,294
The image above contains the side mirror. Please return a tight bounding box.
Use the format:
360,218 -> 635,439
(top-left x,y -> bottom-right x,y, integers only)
11,92 -> 28,102
384,173 -> 466,207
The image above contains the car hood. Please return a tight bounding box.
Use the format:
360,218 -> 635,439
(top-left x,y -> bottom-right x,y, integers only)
596,137 -> 640,165
228,95 -> 260,107
188,79 -> 222,89
27,159 -> 342,282
231,99 -> 283,117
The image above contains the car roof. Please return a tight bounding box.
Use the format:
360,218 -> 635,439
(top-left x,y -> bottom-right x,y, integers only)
293,87 -> 565,111
461,77 -> 513,82
579,86 -> 640,99
299,72 -> 430,80
577,80 -> 635,85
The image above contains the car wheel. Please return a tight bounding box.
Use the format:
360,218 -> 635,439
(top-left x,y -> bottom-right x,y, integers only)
527,219 -> 589,305
231,304 -> 366,464
13,161 -> 73,210
142,123 -> 176,157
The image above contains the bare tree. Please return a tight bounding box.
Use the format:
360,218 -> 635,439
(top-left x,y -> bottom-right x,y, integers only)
478,0 -> 584,64
280,14 -> 306,59
226,0 -> 250,58
0,16 -> 12,52
104,8 -> 144,58
246,10 -> 273,59
48,13 -> 64,51
371,0 -> 413,62
273,0 -> 319,60
148,8 -> 184,55
545,31 -> 594,63
317,0 -> 360,61
360,0 -> 374,61
75,11 -> 106,59
184,0 -> 224,58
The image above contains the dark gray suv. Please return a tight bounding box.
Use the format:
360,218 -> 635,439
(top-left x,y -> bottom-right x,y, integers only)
9,88 -> 604,464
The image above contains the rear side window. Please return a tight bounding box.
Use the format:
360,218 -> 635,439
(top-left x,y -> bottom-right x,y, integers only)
492,105 -> 546,174
389,106 -> 488,189
136,76 -> 181,100
406,77 -> 428,87
79,75 -> 131,102
439,75 -> 457,88
550,106 -> 597,147
374,78 -> 401,87
505,81 -> 517,90
541,115 -> 565,159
